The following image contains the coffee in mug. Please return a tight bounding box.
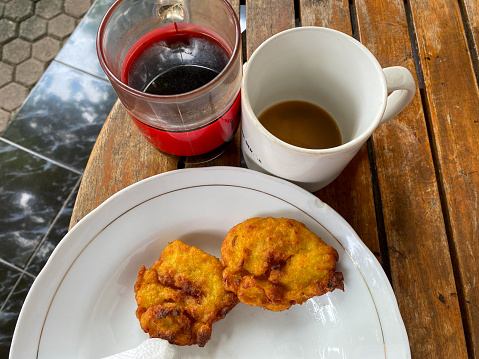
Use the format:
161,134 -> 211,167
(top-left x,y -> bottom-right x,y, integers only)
241,27 -> 416,192
258,100 -> 342,150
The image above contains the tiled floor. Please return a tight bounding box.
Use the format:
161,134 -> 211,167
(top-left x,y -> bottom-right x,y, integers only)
0,0 -> 96,132
0,0 -> 117,356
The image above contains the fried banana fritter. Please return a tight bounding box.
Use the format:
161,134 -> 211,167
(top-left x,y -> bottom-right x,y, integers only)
134,240 -> 239,347
221,217 -> 344,312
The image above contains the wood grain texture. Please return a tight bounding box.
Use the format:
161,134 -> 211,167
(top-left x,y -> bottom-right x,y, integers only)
354,0 -> 468,356
408,0 -> 479,356
299,0 -> 352,34
69,100 -> 179,229
246,0 -> 295,58
229,0 -> 240,13
299,0 -> 381,262
461,0 -> 479,62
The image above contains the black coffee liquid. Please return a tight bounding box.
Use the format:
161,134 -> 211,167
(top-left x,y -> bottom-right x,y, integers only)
144,65 -> 220,95
122,24 -> 230,95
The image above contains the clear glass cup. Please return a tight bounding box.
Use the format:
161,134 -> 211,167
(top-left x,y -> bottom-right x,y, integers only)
97,0 -> 242,156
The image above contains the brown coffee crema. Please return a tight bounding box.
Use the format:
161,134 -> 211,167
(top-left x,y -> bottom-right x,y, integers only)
258,100 -> 342,150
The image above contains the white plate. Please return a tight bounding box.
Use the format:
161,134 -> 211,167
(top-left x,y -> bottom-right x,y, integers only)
10,167 -> 410,358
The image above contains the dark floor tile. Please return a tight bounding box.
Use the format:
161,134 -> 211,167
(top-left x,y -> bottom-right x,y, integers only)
55,0 -> 117,79
0,140 -> 81,268
26,185 -> 79,276
0,274 -> 35,358
2,61 -> 118,172
0,262 -> 22,306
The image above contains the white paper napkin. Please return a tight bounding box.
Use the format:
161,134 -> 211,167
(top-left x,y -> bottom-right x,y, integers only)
102,338 -> 175,359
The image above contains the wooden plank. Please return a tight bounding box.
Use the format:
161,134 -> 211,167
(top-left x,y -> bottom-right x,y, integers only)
354,0 -> 469,356
461,0 -> 479,62
407,0 -> 479,355
69,100 -> 179,229
246,0 -> 295,58
299,0 -> 381,262
229,0 -> 240,13
299,0 -> 352,35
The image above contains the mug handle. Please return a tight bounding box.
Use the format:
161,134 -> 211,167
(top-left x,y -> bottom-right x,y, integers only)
380,66 -> 416,125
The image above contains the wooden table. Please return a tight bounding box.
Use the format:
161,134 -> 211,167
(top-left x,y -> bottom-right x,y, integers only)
70,0 -> 479,357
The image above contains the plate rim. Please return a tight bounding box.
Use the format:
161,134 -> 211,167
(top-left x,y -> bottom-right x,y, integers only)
10,167 -> 410,358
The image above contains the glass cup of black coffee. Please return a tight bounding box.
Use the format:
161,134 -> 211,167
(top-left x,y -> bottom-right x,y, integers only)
97,0 -> 242,157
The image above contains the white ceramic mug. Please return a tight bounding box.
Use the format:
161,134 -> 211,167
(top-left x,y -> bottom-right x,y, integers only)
241,27 -> 416,192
